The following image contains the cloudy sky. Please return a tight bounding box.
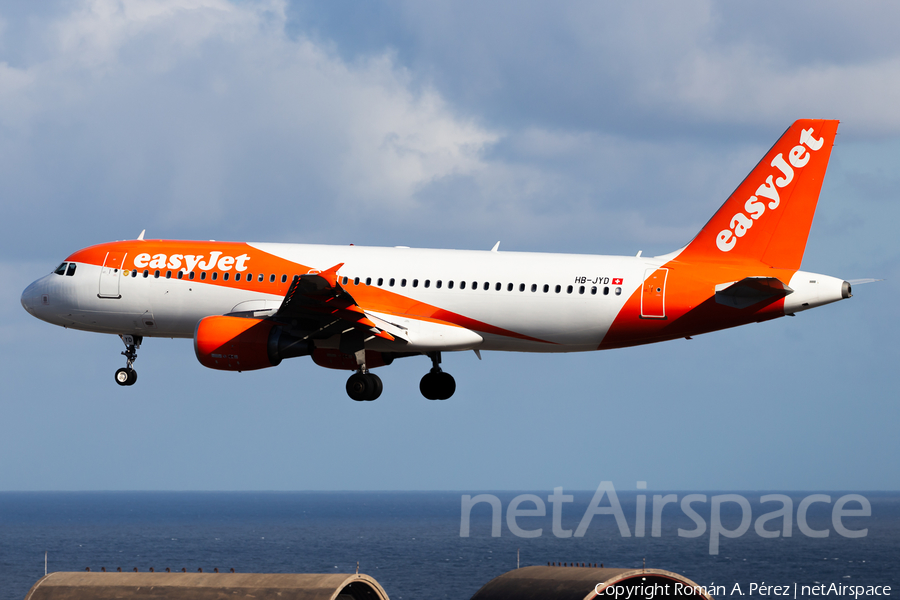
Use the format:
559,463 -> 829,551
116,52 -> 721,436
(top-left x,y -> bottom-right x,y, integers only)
1,0 -> 898,492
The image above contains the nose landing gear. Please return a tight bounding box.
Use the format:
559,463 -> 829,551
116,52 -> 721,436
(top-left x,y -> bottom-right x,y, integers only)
420,351 -> 455,400
115,334 -> 142,386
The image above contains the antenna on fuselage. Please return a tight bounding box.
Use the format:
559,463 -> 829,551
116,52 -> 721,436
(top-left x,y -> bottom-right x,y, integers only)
491,241 -> 500,252
137,230 -> 146,241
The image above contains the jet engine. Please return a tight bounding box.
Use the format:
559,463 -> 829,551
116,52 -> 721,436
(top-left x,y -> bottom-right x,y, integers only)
194,315 -> 313,371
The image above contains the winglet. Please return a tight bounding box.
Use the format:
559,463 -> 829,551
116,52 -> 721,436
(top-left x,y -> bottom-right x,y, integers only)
137,229 -> 145,240
316,263 -> 344,289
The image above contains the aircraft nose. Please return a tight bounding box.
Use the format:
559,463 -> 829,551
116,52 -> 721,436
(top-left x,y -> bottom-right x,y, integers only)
21,279 -> 44,315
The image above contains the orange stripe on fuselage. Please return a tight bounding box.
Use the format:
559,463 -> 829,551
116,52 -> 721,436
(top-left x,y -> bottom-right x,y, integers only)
68,240 -> 553,345
599,259 -> 795,349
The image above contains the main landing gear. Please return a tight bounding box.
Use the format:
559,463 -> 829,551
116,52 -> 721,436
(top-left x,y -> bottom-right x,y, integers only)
344,351 -> 456,401
346,371 -> 383,401
115,334 -> 142,387
420,351 -> 455,400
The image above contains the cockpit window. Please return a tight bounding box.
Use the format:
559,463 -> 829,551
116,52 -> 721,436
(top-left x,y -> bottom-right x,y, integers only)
66,263 -> 77,276
54,262 -> 67,275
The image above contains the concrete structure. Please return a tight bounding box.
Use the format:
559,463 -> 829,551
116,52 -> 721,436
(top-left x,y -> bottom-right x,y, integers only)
469,565 -> 715,600
23,572 -> 389,600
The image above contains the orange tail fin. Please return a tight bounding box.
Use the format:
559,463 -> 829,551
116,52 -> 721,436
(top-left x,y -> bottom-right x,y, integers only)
677,119 -> 839,269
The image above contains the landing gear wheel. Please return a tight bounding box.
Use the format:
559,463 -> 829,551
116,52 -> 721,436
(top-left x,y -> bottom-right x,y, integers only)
347,373 -> 368,401
420,371 -> 455,400
420,351 -> 455,400
368,373 -> 383,401
116,334 -> 142,387
115,368 -> 137,387
346,372 -> 382,401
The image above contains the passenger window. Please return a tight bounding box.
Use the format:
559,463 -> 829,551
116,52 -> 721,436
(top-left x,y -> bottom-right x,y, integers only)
154,270 -> 160,278
424,280 -> 430,288
258,273 -> 264,282
211,272 -> 218,281
66,263 -> 77,276
223,272 -> 229,281
342,276 -> 348,285
436,280 -> 442,289
390,278 -> 395,287
178,271 -> 184,280
401,279 -> 407,287
413,279 -> 419,288
566,285 -> 573,294
519,284 -> 525,292
269,274 -> 276,283
189,272 -> 195,280
132,270 -> 138,278
281,274 -> 287,283
484,282 -> 490,291
200,272 -> 206,280
615,287 -> 622,295
366,277 -> 371,285
459,281 -> 465,290
54,262 -> 67,275
603,286 -> 609,295
495,282 -> 501,291
543,284 -> 549,293
591,286 -> 597,295
354,277 -> 360,285
507,283 -> 513,291
579,285 -> 585,294
166,271 -> 172,279
234,273 -> 240,282
555,285 -> 561,293
143,270 -> 149,278
378,278 -> 383,286
531,284 -> 537,292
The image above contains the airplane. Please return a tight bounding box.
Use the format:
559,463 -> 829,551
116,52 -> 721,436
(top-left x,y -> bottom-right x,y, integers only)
21,119 -> 855,401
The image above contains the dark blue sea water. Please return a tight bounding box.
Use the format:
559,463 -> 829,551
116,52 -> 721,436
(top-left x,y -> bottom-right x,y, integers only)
1,492 -> 897,599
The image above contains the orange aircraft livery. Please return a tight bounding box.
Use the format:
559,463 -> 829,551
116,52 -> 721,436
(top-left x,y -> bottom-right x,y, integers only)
22,120 -> 855,400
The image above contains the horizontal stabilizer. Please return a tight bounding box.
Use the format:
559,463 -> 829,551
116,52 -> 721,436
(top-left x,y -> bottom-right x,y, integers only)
715,277 -> 793,309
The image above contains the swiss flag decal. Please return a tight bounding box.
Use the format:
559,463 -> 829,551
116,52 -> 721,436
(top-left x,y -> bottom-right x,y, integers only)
612,278 -> 623,285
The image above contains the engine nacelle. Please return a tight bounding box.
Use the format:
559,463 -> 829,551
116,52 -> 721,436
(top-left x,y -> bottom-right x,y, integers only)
311,348 -> 393,371
194,316 -> 313,371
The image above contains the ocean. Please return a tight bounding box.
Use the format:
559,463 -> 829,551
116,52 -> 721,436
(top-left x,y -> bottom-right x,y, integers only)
1,491 -> 897,599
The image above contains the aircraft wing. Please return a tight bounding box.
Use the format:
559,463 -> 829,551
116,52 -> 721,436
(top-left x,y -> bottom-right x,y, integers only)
715,277 -> 794,309
273,263 -> 404,343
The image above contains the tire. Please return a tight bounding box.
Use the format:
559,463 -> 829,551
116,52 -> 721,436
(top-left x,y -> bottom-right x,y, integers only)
346,373 -> 369,401
367,373 -> 383,401
115,368 -> 131,386
434,371 -> 456,400
419,372 -> 435,399
127,369 -> 138,386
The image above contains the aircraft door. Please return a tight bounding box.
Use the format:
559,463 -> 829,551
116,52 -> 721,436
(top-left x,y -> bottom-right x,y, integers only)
640,268 -> 668,319
98,251 -> 127,298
